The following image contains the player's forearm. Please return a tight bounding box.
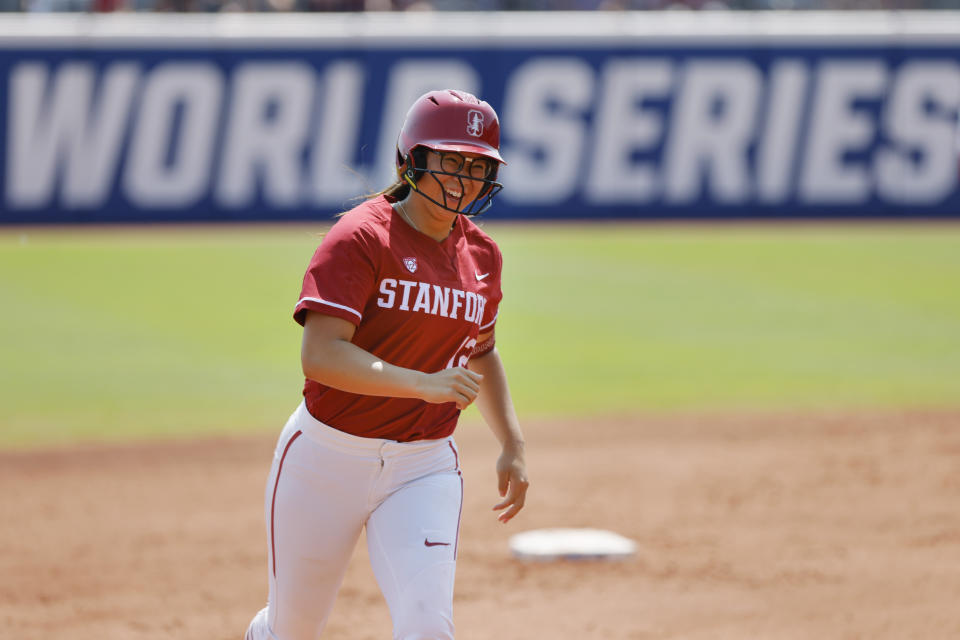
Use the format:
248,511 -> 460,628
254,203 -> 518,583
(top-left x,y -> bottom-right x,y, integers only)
469,348 -> 525,450
302,338 -> 425,400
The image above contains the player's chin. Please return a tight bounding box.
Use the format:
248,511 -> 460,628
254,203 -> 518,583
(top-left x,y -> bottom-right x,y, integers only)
456,196 -> 485,215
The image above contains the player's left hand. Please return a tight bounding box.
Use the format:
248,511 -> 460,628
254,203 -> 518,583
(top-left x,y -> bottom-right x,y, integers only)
493,444 -> 528,523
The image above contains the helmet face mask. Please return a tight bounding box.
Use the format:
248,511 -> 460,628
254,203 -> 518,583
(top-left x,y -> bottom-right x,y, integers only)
395,90 -> 505,217
401,147 -> 503,216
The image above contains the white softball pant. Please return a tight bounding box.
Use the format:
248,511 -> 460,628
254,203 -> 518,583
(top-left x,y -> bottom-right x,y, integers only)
246,401 -> 464,640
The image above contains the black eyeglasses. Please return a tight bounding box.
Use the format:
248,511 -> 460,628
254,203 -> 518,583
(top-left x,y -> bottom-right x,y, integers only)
434,151 -> 495,180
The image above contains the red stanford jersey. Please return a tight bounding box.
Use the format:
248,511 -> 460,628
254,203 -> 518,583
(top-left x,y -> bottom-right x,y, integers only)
294,195 -> 503,442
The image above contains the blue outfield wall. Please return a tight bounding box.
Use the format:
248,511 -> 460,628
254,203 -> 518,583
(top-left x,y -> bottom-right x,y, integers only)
1,13 -> 959,223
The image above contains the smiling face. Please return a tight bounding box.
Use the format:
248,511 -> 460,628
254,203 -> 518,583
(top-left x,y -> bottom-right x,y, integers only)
418,150 -> 495,215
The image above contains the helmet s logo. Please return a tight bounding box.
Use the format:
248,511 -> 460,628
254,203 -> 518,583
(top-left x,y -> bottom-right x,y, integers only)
466,110 -> 484,137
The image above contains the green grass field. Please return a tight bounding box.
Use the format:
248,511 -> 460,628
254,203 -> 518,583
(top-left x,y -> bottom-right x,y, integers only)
2,223 -> 959,449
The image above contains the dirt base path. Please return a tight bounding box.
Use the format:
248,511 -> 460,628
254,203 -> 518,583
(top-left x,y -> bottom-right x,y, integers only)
3,409 -> 959,639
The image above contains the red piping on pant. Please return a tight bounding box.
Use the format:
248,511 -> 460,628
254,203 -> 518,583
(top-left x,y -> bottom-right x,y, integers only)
447,440 -> 459,469
271,429 -> 303,578
448,441 -> 463,559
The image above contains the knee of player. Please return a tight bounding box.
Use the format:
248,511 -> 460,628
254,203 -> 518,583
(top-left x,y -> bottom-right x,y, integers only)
394,608 -> 454,640
392,586 -> 455,639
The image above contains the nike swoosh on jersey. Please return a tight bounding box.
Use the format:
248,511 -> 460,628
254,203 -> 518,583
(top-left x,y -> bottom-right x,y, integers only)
475,272 -> 490,281
424,538 -> 452,547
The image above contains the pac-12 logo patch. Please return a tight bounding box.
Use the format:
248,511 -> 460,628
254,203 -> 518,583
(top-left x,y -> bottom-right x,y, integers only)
403,257 -> 418,273
466,110 -> 484,137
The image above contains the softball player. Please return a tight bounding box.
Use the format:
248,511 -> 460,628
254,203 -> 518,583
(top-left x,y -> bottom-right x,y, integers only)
245,89 -> 529,640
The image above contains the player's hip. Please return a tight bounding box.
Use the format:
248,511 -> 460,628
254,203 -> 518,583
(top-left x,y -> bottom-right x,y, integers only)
278,400 -> 461,482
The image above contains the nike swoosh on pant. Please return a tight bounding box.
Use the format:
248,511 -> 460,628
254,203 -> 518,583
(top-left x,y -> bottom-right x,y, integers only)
424,538 -> 451,547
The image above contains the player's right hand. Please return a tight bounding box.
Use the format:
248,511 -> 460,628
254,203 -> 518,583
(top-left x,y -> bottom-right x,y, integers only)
418,367 -> 483,410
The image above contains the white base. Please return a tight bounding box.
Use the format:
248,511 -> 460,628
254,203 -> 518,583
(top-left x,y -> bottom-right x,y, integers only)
508,528 -> 637,561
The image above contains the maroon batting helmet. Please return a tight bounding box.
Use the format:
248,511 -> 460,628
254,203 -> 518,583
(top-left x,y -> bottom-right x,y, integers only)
396,89 -> 505,216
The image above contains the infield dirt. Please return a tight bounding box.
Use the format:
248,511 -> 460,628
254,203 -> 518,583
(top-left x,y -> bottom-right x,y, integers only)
2,409 -> 959,639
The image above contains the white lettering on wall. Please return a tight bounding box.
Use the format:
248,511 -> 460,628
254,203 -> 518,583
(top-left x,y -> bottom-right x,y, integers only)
757,60 -> 809,203
875,61 -> 960,204
501,58 -> 593,203
4,54 -> 960,217
6,62 -> 138,208
800,60 -> 887,203
124,63 -> 222,207
217,62 -> 315,208
308,61 -> 369,206
664,59 -> 762,204
586,58 -> 672,203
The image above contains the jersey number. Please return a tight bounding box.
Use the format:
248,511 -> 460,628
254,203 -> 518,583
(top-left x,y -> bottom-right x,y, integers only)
445,336 -> 477,370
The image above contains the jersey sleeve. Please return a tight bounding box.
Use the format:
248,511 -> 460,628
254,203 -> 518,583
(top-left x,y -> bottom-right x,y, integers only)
478,243 -> 504,334
294,219 -> 379,327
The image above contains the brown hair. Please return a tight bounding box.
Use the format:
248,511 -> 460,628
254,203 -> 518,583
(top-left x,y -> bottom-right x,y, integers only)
373,179 -> 410,202
335,178 -> 410,218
